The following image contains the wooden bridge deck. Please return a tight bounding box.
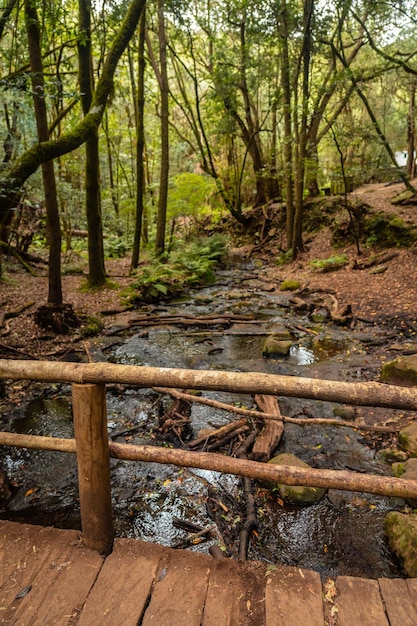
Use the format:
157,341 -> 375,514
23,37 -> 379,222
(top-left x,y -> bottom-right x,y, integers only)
1,520 -> 417,626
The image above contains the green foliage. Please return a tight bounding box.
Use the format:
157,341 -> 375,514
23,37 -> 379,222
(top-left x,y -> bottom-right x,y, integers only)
168,173 -> 216,211
80,315 -> 104,337
309,254 -> 349,273
131,234 -> 227,302
275,250 -> 293,266
104,234 -> 129,258
363,213 -> 417,248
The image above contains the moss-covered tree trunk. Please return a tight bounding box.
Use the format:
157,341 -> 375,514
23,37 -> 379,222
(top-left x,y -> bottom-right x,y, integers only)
24,0 -> 63,306
78,0 -> 106,287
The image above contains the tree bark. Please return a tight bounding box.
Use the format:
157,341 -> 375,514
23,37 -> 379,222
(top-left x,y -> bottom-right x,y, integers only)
78,0 -> 106,287
24,0 -> 63,306
131,7 -> 146,270
154,0 -> 169,255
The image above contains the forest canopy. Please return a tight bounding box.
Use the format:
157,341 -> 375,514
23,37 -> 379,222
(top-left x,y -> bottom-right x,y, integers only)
0,0 -> 416,294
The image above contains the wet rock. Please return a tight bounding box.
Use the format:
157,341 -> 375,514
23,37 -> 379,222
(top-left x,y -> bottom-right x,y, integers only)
380,354 -> 417,386
310,308 -> 329,323
327,489 -> 372,509
375,448 -> 408,463
333,406 -> 356,421
392,458 -> 417,479
262,336 -> 292,357
279,279 -> 300,291
398,422 -> 417,456
385,512 -> 417,577
267,452 -> 327,504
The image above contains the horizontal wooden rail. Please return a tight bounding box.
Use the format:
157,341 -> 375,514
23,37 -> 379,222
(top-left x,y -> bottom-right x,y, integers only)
1,359 -> 417,409
2,430 -> 417,500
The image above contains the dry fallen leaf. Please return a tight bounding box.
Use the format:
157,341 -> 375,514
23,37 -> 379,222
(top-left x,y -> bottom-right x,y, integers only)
324,578 -> 337,604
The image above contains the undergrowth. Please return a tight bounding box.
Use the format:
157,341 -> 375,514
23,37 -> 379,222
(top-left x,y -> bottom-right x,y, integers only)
131,234 -> 227,302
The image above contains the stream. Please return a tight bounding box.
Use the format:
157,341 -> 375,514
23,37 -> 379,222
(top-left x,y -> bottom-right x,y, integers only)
0,262 -> 412,579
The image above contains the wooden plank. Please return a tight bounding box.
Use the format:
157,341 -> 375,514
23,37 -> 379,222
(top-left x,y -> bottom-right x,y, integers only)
78,538 -> 164,626
142,548 -> 211,626
0,521 -> 103,626
265,566 -> 324,626
203,559 -> 266,626
379,578 -> 417,626
335,576 -> 389,626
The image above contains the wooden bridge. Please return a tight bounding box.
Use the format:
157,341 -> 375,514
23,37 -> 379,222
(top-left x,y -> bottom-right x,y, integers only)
2,519 -> 417,625
2,359 -> 417,624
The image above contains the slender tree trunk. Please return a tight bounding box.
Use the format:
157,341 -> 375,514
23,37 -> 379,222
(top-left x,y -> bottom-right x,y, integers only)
78,0 -> 106,287
25,0 -> 63,306
104,111 -> 120,218
292,0 -> 314,259
278,0 -> 294,250
155,0 -> 169,256
407,81 -> 416,178
131,7 -> 146,270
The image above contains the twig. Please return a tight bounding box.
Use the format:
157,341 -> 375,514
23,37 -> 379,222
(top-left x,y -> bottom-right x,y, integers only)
171,524 -> 217,549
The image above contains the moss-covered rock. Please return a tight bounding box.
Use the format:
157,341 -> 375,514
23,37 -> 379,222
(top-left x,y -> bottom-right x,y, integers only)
375,448 -> 408,464
267,453 -> 327,505
380,354 -> 417,386
385,512 -> 417,577
399,423 -> 417,456
279,279 -> 300,291
262,336 -> 292,357
392,458 -> 417,479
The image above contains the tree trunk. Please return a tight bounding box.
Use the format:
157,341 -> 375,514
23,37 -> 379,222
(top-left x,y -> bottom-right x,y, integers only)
155,0 -> 169,256
277,0 -> 295,250
78,0 -> 106,287
407,81 -> 416,178
131,7 -> 146,270
0,0 -> 146,232
24,0 -> 63,306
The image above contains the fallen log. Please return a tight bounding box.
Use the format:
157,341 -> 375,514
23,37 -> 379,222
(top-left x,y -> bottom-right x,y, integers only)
251,395 -> 284,462
3,430 -> 417,499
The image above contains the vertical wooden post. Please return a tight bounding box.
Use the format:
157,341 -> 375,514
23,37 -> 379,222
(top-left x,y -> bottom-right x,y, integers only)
72,383 -> 113,553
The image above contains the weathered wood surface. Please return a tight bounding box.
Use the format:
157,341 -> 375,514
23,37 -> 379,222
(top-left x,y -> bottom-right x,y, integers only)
1,358 -> 417,409
1,520 -> 416,625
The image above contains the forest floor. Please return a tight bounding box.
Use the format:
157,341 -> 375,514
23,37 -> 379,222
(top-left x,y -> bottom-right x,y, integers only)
1,179 -> 417,362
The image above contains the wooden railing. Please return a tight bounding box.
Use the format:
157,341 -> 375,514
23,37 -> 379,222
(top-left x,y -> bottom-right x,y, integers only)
1,358 -> 417,553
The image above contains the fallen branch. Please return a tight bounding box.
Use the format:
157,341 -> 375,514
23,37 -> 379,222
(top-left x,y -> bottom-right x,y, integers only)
187,418 -> 248,448
352,252 -> 399,270
0,342 -> 39,360
5,302 -> 36,319
251,395 -> 284,462
153,387 -> 402,433
171,524 -> 217,549
205,426 -> 249,452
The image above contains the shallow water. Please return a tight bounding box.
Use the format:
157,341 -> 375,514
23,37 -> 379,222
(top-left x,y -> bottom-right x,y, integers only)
0,262 -> 408,578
